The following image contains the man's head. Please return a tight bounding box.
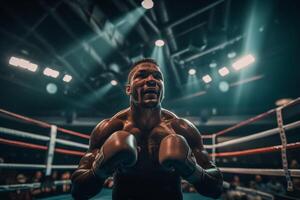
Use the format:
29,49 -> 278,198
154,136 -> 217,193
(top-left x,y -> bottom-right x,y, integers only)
126,58 -> 164,108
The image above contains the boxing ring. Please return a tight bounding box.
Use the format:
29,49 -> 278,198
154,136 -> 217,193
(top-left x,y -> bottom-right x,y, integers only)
0,97 -> 299,199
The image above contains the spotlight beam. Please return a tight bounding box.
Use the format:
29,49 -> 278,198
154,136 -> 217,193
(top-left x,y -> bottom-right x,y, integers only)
39,0 -> 106,69
112,0 -> 150,42
3,4 -> 94,92
65,1 -> 129,64
127,0 -> 160,34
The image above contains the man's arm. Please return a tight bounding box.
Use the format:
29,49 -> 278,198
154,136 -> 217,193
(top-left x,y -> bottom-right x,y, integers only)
188,147 -> 223,198
159,118 -> 223,199
71,149 -> 105,200
71,118 -> 138,200
71,119 -> 110,200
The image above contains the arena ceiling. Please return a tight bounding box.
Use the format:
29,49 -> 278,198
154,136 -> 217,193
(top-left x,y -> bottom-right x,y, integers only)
0,0 -> 299,121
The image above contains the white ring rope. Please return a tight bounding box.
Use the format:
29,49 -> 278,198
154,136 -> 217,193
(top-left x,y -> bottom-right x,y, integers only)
220,168 -> 300,177
55,138 -> 88,149
0,163 -> 77,169
51,165 -> 78,169
204,120 -> 300,149
0,126 -> 88,149
0,127 -> 49,141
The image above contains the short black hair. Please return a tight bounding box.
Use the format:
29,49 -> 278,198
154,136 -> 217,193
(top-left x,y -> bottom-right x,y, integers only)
127,58 -> 159,84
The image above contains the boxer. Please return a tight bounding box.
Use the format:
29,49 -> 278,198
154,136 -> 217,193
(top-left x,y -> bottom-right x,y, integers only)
71,58 -> 223,200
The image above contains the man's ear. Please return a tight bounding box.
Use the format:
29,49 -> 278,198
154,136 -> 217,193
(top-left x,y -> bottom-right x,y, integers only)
125,84 -> 131,95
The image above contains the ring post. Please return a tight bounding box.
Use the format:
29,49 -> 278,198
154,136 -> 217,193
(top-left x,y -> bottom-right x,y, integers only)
276,107 -> 293,191
45,125 -> 57,176
212,134 -> 216,163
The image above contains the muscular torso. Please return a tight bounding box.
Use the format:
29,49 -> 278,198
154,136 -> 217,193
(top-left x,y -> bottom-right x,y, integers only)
91,109 -> 204,199
74,108 -> 210,200
114,112 -> 181,199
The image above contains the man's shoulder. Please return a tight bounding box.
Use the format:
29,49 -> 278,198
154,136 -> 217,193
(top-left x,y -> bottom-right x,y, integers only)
162,109 -> 196,129
89,109 -> 129,149
111,107 -> 130,121
172,118 -> 203,149
92,108 -> 128,134
162,108 -> 179,121
169,117 -> 198,132
95,108 -> 129,130
164,113 -> 202,147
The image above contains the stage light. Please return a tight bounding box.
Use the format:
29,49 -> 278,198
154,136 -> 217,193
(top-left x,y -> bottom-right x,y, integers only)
232,54 -> 255,71
9,56 -> 38,72
227,51 -> 236,58
46,83 -> 57,94
219,81 -> 229,92
218,67 -> 230,77
9,56 -> 19,66
155,39 -> 165,47
111,80 -> 118,86
63,74 -> 72,82
43,67 -> 60,78
202,75 -> 212,83
188,68 -> 196,75
27,63 -> 38,72
209,61 -> 217,68
141,0 -> 154,9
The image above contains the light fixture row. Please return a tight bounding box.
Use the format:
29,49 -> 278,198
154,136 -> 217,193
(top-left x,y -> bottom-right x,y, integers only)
8,56 -> 72,83
188,54 -> 256,84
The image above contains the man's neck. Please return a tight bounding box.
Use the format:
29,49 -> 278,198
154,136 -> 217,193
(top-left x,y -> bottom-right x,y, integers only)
130,102 -> 161,130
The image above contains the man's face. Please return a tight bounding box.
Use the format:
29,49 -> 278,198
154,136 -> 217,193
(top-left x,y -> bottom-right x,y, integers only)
126,62 -> 164,108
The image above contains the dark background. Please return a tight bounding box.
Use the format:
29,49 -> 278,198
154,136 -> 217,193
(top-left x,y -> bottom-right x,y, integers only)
0,0 -> 300,191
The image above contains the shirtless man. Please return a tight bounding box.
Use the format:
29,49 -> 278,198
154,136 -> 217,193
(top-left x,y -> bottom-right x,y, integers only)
71,58 -> 223,200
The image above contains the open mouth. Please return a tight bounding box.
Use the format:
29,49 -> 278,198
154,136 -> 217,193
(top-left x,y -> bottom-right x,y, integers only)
143,89 -> 159,95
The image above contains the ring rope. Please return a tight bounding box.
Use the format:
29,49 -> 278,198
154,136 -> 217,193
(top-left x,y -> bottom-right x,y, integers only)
0,137 -> 47,151
214,109 -> 276,137
220,168 -> 300,177
0,126 -> 49,141
276,107 -> 293,191
0,126 -> 89,149
51,165 -> 78,169
204,120 -> 300,149
0,163 -> 77,169
55,148 -> 84,156
0,137 -> 85,156
0,108 -> 89,139
55,138 -> 88,149
210,142 -> 300,157
0,163 -> 45,169
202,97 -> 300,138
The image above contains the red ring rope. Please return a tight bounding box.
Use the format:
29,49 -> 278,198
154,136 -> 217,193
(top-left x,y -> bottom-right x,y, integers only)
0,109 -> 90,139
210,142 -> 300,157
0,137 -> 84,156
203,97 -> 300,138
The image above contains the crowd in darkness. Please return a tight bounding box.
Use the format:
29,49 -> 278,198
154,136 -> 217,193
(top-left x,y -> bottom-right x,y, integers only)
0,164 -> 71,200
0,157 -> 300,200
222,159 -> 300,200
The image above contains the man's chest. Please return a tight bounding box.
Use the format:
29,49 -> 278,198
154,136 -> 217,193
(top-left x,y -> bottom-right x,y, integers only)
124,121 -> 176,147
122,121 -> 177,165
